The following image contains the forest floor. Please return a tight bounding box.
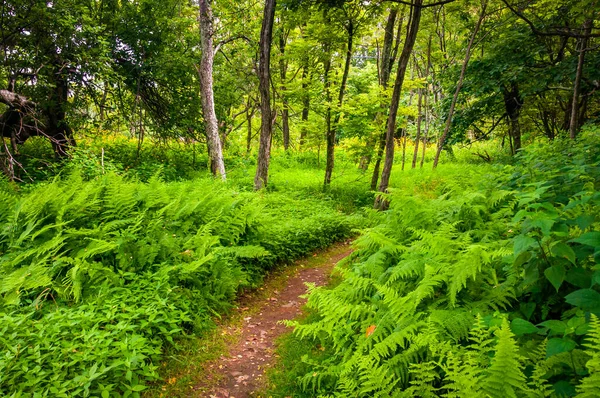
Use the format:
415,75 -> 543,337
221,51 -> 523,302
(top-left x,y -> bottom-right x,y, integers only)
149,240 -> 353,398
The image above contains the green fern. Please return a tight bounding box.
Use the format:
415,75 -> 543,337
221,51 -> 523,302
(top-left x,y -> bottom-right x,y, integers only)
576,315 -> 600,398
483,319 -> 530,398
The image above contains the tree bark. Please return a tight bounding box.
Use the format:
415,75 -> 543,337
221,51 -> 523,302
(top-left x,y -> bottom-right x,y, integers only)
433,0 -> 487,168
300,62 -> 310,148
323,50 -> 333,186
375,1 -> 423,209
279,31 -> 290,150
503,82 -> 522,153
324,20 -> 354,187
414,36 -> 431,168
420,91 -> 429,168
381,9 -> 398,87
0,86 -> 74,159
198,0 -> 226,179
371,8 -> 403,191
245,96 -> 256,156
412,87 -> 423,168
254,0 -> 276,190
569,19 -> 593,139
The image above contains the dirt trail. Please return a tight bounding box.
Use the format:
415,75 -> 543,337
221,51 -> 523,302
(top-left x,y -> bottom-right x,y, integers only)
193,242 -> 353,398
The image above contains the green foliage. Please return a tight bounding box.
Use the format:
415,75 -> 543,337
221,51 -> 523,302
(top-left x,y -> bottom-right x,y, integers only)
266,130 -> 600,397
0,168 -> 358,395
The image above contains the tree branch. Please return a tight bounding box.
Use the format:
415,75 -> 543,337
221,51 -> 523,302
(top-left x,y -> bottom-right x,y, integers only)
214,35 -> 253,54
385,0 -> 456,8
0,90 -> 36,110
501,0 -> 600,38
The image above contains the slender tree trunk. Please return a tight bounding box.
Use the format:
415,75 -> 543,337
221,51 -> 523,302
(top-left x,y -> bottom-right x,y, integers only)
323,51 -> 333,186
47,58 -> 75,158
569,19 -> 592,139
254,0 -> 276,190
401,127 -> 407,170
381,9 -> 398,86
412,87 -> 423,168
416,36 -> 431,168
324,20 -> 354,187
370,137 -> 386,190
420,92 -> 429,168
371,8 -> 402,190
300,63 -> 310,148
375,1 -> 423,209
401,69 -> 416,171
245,96 -> 255,156
503,82 -> 522,153
279,32 -> 290,150
198,0 -> 226,179
433,0 -> 487,168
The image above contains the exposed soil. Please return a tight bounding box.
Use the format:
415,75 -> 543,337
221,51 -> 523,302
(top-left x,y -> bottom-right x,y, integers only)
192,242 -> 353,398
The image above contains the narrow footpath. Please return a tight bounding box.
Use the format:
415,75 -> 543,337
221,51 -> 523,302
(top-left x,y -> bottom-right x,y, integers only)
193,241 -> 353,398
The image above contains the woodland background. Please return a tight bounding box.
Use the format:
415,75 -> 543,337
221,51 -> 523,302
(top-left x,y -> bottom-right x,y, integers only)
0,0 -> 599,396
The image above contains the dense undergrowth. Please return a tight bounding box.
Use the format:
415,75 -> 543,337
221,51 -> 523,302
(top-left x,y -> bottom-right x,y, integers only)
3,126 -> 598,397
0,169 -> 360,396
265,128 -> 600,397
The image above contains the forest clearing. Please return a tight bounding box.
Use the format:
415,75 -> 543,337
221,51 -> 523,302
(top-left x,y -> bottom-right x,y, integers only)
1,0 -> 600,397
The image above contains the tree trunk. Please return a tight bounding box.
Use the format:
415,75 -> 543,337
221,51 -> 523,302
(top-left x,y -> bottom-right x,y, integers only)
324,20 -> 354,188
300,63 -> 310,148
254,0 -> 276,190
503,82 -> 523,153
569,19 -> 592,139
323,50 -> 333,187
370,137 -> 386,190
412,87 -> 423,168
45,58 -> 76,158
245,96 -> 255,156
375,1 -> 423,209
371,8 -> 403,190
381,9 -> 398,87
401,126 -> 408,170
420,92 -> 429,168
433,0 -> 487,168
198,0 -> 226,179
415,36 -> 431,168
0,86 -> 74,160
279,32 -> 290,150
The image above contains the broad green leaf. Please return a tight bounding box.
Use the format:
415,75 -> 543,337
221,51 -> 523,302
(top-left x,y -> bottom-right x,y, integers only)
546,337 -> 576,358
576,215 -> 595,230
593,270 -> 600,287
538,320 -> 567,335
513,251 -> 532,268
564,289 -> 600,311
570,232 -> 600,248
553,380 -> 576,397
511,318 -> 539,336
544,264 -> 565,291
514,235 -> 536,255
551,242 -> 576,265
531,217 -> 554,236
565,267 -> 592,289
520,302 -> 536,320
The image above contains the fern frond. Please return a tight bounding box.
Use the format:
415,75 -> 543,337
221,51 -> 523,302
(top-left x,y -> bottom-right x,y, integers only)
576,315 -> 600,398
483,319 -> 530,398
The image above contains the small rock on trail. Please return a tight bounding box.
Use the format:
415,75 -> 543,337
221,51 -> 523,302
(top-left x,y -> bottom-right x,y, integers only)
194,242 -> 353,398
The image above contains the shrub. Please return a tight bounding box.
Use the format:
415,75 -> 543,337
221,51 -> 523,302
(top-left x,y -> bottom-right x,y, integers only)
269,131 -> 600,397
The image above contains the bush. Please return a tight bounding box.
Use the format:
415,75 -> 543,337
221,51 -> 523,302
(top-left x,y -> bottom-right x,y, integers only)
267,130 -> 600,397
0,170 -> 358,396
